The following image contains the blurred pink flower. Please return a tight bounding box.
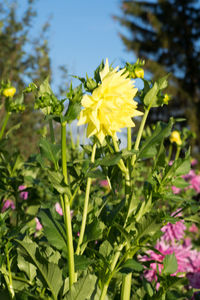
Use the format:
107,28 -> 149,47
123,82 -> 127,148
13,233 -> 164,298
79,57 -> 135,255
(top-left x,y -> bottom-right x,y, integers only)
99,180 -> 109,188
190,175 -> 200,193
189,224 -> 199,233
171,186 -> 181,194
1,200 -> 15,212
161,220 -> 186,243
18,185 -> 28,200
35,217 -> 43,231
182,169 -> 196,181
55,202 -> 63,216
141,216 -> 200,287
191,159 -> 198,167
55,202 -> 74,218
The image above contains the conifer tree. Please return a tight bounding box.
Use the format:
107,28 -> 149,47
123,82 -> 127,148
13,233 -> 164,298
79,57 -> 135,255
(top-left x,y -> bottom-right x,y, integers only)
0,0 -> 51,157
115,0 -> 200,149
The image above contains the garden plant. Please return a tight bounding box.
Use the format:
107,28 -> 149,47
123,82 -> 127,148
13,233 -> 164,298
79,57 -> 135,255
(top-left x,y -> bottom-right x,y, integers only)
0,59 -> 200,300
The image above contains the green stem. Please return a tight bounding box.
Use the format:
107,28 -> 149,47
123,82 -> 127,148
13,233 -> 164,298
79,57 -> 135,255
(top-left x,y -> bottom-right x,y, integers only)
63,194 -> 75,288
175,145 -> 181,160
112,138 -> 128,174
69,124 -> 75,150
167,144 -> 173,163
131,106 -> 150,170
5,244 -> 15,299
121,253 -> 132,300
100,243 -> 125,300
0,111 -> 11,140
127,127 -> 132,151
76,143 -> 97,255
48,119 -> 55,144
61,122 -> 75,289
61,122 -> 68,185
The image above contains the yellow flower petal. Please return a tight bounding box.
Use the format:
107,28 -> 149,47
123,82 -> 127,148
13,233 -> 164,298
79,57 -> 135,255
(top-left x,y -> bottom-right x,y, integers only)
78,59 -> 143,144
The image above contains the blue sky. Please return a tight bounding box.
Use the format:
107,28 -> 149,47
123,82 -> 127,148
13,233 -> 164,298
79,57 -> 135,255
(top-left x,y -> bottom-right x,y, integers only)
19,0 -> 136,88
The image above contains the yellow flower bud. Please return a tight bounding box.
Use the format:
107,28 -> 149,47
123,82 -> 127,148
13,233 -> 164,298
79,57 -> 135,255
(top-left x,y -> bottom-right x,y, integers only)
3,87 -> 16,98
170,131 -> 182,146
134,67 -> 144,79
163,93 -> 170,105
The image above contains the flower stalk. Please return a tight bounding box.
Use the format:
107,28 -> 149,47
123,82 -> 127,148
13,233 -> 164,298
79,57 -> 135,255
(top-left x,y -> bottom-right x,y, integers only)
0,111 -> 11,140
76,142 -> 97,255
61,122 -> 75,289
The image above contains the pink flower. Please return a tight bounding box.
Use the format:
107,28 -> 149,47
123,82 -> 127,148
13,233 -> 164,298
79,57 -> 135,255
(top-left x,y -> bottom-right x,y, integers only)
35,217 -> 43,231
55,202 -> 63,216
171,186 -> 181,194
99,180 -> 109,188
190,175 -> 200,193
191,159 -> 198,167
189,224 -> 198,233
182,169 -> 196,181
1,200 -> 15,212
161,220 -> 186,243
18,185 -> 28,200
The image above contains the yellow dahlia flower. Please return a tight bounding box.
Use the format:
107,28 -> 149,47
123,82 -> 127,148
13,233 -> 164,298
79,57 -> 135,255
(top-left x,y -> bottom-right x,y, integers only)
78,59 -> 143,144
3,87 -> 16,98
170,131 -> 182,145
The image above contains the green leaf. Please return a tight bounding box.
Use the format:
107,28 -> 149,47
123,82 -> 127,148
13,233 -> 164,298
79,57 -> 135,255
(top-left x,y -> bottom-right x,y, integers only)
39,209 -> 67,252
143,82 -> 158,107
84,218 -> 105,243
163,253 -> 178,275
65,101 -> 82,123
136,214 -> 160,242
15,239 -> 63,299
120,259 -> 144,273
138,119 -> 173,159
74,255 -> 93,271
172,177 -> 189,188
157,74 -> 169,90
47,170 -> 70,194
38,77 -> 52,95
39,138 -> 60,167
99,240 -> 113,258
64,274 -> 97,300
95,153 -> 122,167
17,249 -> 37,282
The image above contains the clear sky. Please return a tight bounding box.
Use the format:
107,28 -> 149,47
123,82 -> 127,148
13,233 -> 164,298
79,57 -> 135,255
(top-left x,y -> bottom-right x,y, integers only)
19,0 -> 136,88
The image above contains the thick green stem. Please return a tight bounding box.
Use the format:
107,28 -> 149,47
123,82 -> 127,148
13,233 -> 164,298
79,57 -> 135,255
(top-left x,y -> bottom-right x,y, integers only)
69,124 -> 75,150
112,138 -> 128,174
48,119 -> 55,144
61,122 -> 75,289
5,244 -> 15,299
63,194 -> 75,288
100,243 -> 125,300
121,252 -> 132,300
131,106 -> 150,170
175,145 -> 181,160
61,122 -> 68,185
0,111 -> 11,140
127,127 -> 132,151
76,143 -> 97,255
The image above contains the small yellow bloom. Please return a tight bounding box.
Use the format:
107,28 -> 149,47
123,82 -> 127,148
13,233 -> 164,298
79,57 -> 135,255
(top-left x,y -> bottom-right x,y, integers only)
170,131 -> 182,145
163,93 -> 170,105
134,67 -> 144,79
78,59 -> 143,144
3,87 -> 16,98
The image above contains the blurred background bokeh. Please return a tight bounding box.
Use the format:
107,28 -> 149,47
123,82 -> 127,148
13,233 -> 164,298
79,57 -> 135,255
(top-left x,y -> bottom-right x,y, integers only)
1,0 -> 200,157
